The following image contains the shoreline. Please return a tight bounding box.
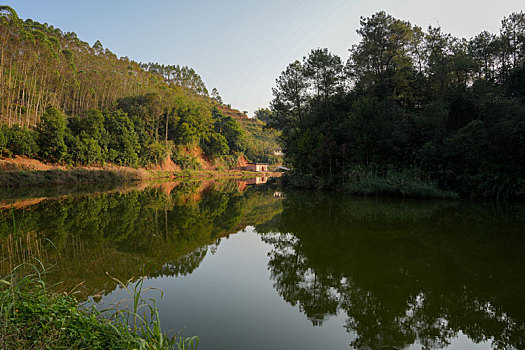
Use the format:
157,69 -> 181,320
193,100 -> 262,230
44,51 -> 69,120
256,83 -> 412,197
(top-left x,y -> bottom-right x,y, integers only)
0,167 -> 281,188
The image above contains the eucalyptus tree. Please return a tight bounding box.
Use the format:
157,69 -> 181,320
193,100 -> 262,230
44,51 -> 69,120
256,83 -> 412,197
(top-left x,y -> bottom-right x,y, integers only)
0,6 -> 21,124
211,88 -> 223,104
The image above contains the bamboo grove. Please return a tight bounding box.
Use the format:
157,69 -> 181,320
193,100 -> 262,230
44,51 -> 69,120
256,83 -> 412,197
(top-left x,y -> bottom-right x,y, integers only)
270,11 -> 525,199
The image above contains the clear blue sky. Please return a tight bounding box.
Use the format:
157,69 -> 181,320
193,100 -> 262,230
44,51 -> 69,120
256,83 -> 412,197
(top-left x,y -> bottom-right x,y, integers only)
5,0 -> 524,115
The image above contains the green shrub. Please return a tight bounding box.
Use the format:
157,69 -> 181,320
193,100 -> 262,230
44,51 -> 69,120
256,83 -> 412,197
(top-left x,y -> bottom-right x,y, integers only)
142,140 -> 168,165
67,133 -> 104,166
36,107 -> 68,162
5,125 -> 39,157
172,153 -> 202,170
222,154 -> 238,169
104,110 -> 140,166
200,132 -> 229,156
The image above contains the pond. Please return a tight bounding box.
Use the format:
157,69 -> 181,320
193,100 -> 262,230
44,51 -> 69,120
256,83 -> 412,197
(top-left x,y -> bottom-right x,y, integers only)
1,180 -> 524,349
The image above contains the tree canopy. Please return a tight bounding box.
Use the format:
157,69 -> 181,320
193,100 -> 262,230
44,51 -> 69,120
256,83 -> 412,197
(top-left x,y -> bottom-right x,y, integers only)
269,11 -> 525,199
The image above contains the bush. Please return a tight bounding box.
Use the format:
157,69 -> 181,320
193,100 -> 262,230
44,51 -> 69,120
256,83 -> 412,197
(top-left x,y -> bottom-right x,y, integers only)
37,107 -> 68,162
67,133 -> 104,166
5,125 -> 39,157
104,111 -> 140,166
216,154 -> 238,170
142,140 -> 168,165
251,154 -> 281,165
200,132 -> 229,156
172,151 -> 202,170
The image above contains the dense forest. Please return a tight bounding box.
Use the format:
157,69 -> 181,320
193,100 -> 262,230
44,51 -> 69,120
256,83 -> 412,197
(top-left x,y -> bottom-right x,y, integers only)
0,6 -> 278,168
269,11 -> 525,199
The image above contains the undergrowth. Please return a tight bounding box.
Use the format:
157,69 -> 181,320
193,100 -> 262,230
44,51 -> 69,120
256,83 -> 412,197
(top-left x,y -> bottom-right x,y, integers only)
343,168 -> 459,199
283,167 -> 459,199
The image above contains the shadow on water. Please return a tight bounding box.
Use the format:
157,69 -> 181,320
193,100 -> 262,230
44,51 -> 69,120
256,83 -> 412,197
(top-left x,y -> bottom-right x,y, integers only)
1,183 -> 524,349
256,190 -> 525,349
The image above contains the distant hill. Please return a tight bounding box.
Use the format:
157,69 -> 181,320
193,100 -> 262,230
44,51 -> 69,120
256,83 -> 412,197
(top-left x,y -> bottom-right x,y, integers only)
217,105 -> 281,164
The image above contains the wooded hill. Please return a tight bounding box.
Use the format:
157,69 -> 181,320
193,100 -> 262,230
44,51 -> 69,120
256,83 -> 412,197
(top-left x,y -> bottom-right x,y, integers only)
270,11 -> 525,199
0,6 -> 278,168
217,105 -> 280,164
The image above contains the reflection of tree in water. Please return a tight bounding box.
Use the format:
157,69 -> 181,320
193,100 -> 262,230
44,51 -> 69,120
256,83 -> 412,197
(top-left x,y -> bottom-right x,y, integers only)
154,247 -> 208,278
265,233 -> 339,326
258,191 -> 525,349
0,181 -> 283,299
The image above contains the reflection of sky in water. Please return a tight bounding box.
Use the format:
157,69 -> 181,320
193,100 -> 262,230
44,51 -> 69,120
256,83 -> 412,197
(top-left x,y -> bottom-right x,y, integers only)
99,228 -> 496,350
101,228 -> 356,350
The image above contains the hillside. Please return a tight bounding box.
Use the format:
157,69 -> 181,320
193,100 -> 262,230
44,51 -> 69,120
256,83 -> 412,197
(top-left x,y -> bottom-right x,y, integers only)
217,105 -> 281,164
0,5 -> 279,171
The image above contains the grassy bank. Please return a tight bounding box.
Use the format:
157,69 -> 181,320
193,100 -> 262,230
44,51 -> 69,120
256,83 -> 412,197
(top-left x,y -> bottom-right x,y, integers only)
342,170 -> 459,199
0,168 -> 281,188
0,266 -> 198,349
283,170 -> 459,200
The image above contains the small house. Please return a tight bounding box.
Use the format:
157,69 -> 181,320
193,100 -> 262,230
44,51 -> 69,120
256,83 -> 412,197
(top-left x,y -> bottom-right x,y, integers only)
245,163 -> 268,172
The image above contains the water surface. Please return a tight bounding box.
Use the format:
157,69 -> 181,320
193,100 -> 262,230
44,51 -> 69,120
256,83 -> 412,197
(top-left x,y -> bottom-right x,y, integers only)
1,181 -> 524,349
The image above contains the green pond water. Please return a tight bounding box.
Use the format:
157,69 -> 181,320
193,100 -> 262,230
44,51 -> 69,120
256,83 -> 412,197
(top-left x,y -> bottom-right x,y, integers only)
0,180 -> 524,349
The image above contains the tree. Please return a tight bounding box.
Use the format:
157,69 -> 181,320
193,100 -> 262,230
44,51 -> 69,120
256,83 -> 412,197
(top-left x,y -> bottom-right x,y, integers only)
254,108 -> 273,124
303,48 -> 343,99
37,107 -> 68,162
348,11 -> 417,104
424,26 -> 454,101
270,11 -> 525,198
270,60 -> 309,133
200,132 -> 229,156
500,12 -> 525,70
212,111 -> 245,152
211,88 -> 223,104
469,31 -> 499,81
104,110 -> 140,166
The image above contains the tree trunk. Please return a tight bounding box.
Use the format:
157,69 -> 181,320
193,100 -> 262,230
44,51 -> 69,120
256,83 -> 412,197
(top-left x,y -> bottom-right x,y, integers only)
165,113 -> 169,148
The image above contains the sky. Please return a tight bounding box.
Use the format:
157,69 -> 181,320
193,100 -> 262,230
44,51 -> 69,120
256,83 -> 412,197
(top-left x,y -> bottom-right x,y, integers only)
5,0 -> 524,115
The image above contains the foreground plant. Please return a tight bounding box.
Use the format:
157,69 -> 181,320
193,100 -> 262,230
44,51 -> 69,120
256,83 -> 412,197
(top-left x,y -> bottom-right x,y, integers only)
107,273 -> 199,350
0,263 -> 198,349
